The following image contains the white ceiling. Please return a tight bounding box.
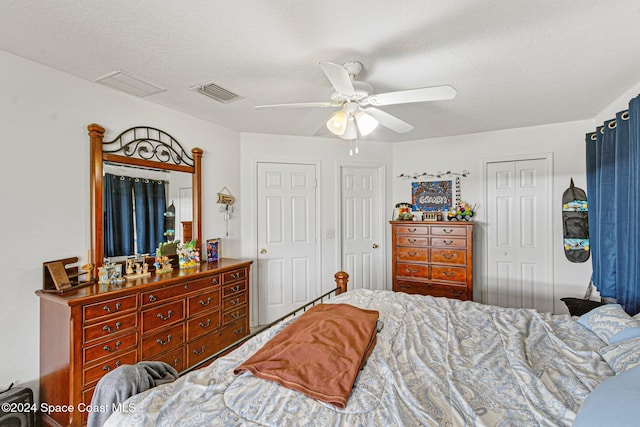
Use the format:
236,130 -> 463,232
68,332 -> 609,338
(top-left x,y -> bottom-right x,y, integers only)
2,1 -> 640,142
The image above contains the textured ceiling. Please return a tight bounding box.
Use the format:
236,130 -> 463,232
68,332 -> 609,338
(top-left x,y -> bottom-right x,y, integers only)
2,1 -> 640,142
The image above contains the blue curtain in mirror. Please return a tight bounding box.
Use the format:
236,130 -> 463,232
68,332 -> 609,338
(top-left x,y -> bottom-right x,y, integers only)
104,173 -> 134,257
586,94 -> 640,315
133,178 -> 167,255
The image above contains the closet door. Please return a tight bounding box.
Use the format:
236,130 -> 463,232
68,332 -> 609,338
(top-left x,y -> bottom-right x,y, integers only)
485,158 -> 552,312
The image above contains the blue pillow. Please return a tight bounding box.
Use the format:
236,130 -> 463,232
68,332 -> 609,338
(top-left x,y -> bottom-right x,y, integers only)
574,365 -> 640,426
577,304 -> 640,344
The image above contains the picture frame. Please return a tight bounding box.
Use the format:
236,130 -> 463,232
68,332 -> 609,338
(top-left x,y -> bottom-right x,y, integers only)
206,238 -> 221,262
411,178 -> 460,212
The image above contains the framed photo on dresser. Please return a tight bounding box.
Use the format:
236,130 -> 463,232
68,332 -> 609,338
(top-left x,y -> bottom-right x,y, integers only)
206,238 -> 221,262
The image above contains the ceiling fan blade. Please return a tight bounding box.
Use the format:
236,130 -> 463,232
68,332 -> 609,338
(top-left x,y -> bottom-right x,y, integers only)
254,101 -> 339,110
365,107 -> 414,134
366,85 -> 457,106
319,62 -> 355,96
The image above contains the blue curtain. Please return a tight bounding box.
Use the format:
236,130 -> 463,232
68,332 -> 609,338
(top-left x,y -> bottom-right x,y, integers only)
586,94 -> 640,315
133,178 -> 167,254
104,173 -> 134,257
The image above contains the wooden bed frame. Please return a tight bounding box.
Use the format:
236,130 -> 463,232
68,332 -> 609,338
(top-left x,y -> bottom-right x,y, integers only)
181,271 -> 350,376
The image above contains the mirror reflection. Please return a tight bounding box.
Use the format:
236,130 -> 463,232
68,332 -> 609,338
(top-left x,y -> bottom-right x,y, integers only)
103,163 -> 192,260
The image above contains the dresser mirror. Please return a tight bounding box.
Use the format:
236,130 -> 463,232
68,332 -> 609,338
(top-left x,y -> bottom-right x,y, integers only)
88,124 -> 202,273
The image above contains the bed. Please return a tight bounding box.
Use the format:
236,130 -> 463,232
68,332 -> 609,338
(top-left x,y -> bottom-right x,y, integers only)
101,274 -> 639,427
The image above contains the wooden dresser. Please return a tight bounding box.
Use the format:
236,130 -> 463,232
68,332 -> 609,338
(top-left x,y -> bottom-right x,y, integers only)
36,258 -> 251,427
390,221 -> 474,300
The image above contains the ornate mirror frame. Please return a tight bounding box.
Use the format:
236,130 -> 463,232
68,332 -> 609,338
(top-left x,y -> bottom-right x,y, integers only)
88,123 -> 202,274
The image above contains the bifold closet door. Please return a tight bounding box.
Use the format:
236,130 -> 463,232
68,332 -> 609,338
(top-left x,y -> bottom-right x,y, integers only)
485,158 -> 553,312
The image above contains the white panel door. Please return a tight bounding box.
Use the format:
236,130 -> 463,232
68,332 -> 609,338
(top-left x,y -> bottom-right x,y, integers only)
341,166 -> 384,290
486,158 -> 552,312
257,162 -> 318,324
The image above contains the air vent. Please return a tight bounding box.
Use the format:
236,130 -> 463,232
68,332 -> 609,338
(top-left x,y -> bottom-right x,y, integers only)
94,70 -> 166,97
191,81 -> 243,103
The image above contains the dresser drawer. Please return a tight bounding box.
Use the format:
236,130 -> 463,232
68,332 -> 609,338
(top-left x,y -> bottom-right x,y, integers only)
222,293 -> 246,312
187,310 -> 221,340
141,300 -> 184,334
83,349 -> 137,387
431,226 -> 467,236
141,323 -> 184,359
396,247 -> 428,262
396,263 -> 429,279
394,280 -> 468,300
141,277 -> 217,307
396,236 -> 428,246
83,332 -> 138,365
431,249 -> 467,265
188,289 -> 221,316
430,237 -> 467,248
395,225 -> 429,235
83,312 -> 137,343
222,280 -> 247,299
154,346 -> 185,373
187,332 -> 224,367
431,265 -> 467,283
222,304 -> 247,325
83,295 -> 137,322
223,268 -> 246,283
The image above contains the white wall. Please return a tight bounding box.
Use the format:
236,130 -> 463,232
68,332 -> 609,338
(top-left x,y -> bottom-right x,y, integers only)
239,133 -> 393,323
391,121 -> 597,313
0,51 -> 241,394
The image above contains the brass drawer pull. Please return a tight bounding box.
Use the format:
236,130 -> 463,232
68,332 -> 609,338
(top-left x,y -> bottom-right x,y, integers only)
234,327 -> 244,335
193,345 -> 206,356
450,289 -> 464,297
405,268 -> 418,274
408,238 -> 417,243
443,240 -> 453,245
184,284 -> 189,291
156,335 -> 172,346
199,297 -> 211,307
443,229 -> 454,234
399,283 -> 411,290
230,298 -> 240,305
406,251 -> 418,257
212,278 -> 219,285
442,252 -> 455,260
148,294 -> 157,303
103,341 -> 121,353
231,311 -> 241,319
408,228 -> 417,233
198,319 -> 211,329
231,272 -> 241,279
157,310 -> 173,321
103,322 -> 121,333
103,302 -> 121,313
230,285 -> 241,292
441,271 -> 455,277
173,357 -> 179,367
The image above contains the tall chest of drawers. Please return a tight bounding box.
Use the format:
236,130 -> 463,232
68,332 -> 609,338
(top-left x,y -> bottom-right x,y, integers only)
36,258 -> 251,427
390,221 -> 474,300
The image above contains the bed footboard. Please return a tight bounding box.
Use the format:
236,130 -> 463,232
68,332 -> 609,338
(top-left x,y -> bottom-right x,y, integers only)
180,271 -> 349,376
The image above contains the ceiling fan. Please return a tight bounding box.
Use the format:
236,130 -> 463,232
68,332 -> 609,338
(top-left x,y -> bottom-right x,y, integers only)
255,61 -> 457,140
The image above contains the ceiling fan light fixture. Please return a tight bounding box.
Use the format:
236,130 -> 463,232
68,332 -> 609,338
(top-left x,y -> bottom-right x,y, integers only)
355,110 -> 379,136
342,117 -> 358,140
327,110 -> 348,135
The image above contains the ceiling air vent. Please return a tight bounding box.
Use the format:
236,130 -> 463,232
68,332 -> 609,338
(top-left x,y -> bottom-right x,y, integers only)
94,70 -> 166,97
191,81 -> 243,103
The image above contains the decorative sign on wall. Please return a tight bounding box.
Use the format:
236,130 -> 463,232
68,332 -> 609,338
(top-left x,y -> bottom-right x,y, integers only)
411,178 -> 460,211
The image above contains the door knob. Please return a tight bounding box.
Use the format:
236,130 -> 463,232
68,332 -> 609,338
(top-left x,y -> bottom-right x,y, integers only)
259,248 -> 267,254
372,243 -> 379,249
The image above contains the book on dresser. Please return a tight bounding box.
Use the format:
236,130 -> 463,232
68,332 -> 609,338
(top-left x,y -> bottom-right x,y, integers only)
390,221 -> 474,300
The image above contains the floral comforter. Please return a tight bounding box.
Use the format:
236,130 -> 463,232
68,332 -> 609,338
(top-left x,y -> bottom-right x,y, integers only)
105,289 -> 613,426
